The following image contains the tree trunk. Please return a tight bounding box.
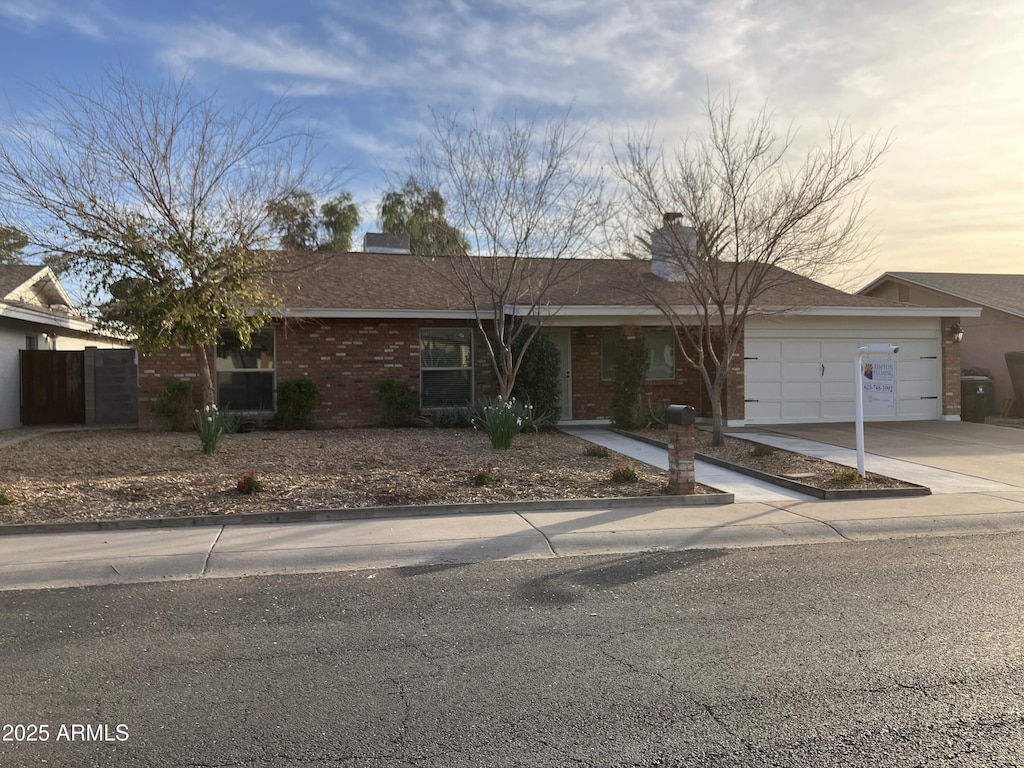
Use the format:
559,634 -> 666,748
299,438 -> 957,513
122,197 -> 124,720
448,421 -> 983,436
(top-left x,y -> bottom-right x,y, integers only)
195,345 -> 216,408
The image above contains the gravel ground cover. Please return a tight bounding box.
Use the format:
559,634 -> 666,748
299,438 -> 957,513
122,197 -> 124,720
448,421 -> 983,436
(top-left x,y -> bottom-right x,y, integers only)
0,428 -> 698,526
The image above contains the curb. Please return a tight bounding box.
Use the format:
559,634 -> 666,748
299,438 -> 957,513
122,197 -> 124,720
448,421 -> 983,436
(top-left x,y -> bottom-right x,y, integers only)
694,453 -> 931,500
610,428 -> 932,499
0,491 -> 736,537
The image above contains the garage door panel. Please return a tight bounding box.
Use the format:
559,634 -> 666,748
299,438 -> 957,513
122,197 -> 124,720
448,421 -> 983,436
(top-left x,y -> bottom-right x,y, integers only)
823,400 -> 856,420
899,379 -> 938,397
786,382 -> 822,399
782,401 -> 825,420
746,361 -> 781,381
747,381 -> 781,399
898,360 -> 937,380
745,401 -> 782,421
784,362 -> 823,382
744,328 -> 942,424
781,342 -> 821,361
896,398 -> 940,419
821,341 -> 860,361
822,381 -> 855,399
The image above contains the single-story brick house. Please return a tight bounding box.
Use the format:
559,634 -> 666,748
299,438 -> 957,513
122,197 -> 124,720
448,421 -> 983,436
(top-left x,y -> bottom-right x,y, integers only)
860,272 -> 1024,415
137,238 -> 981,429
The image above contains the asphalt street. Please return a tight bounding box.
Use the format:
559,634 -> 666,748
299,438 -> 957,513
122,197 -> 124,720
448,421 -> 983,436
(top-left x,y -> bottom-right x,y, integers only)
2,532 -> 1023,767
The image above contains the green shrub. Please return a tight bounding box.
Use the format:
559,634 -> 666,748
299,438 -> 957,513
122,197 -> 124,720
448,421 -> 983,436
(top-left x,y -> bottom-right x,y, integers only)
194,404 -> 231,455
752,444 -> 774,457
154,379 -> 191,432
0,489 -> 13,506
467,396 -> 549,449
471,469 -> 496,487
273,378 -> 320,430
610,462 -> 641,483
236,471 -> 264,495
611,334 -> 649,430
511,330 -> 561,425
583,445 -> 610,458
832,468 -> 860,484
377,379 -> 418,427
417,407 -> 473,429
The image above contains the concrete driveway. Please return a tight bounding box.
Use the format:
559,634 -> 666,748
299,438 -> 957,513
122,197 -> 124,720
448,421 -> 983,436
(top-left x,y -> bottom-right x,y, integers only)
757,421 -> 1024,486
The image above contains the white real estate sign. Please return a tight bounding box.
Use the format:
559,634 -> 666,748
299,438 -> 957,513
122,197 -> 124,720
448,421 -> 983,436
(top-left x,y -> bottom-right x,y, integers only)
861,356 -> 896,408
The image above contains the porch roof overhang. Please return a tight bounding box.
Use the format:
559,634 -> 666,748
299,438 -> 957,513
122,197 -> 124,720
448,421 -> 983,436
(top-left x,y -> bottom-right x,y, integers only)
279,307 -> 479,320
0,300 -> 100,334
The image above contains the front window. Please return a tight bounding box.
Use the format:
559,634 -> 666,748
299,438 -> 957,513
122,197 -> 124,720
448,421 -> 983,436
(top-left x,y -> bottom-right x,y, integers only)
216,328 -> 275,410
601,329 -> 676,381
420,328 -> 473,408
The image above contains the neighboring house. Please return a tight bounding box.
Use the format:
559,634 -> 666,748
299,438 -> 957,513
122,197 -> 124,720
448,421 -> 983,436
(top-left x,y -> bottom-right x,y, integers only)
137,231 -> 981,430
860,272 -> 1024,414
0,264 -> 127,429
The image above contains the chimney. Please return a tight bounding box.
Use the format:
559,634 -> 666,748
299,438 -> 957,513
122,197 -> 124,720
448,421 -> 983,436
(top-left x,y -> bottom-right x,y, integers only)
363,232 -> 411,254
650,214 -> 697,282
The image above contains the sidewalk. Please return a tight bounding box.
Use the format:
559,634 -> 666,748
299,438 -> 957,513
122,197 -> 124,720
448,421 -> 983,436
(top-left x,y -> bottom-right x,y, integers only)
3,428 -> 1024,592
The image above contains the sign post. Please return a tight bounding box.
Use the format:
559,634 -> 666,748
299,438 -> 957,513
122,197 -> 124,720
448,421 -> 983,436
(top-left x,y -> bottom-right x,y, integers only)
855,343 -> 899,477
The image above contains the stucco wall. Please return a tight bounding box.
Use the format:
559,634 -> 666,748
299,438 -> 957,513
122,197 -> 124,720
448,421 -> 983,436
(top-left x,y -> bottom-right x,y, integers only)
865,281 -> 1022,409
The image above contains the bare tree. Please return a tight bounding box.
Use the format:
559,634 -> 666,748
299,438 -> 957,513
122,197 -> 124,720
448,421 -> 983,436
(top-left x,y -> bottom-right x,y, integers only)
412,108 -> 609,401
0,69 -> 317,406
614,93 -> 889,444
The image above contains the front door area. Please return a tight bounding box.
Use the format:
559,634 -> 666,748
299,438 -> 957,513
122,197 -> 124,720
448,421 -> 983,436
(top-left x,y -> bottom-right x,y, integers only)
546,329 -> 572,421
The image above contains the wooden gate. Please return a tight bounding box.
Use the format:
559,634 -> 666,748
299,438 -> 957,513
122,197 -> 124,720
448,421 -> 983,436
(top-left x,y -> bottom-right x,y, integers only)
19,350 -> 86,426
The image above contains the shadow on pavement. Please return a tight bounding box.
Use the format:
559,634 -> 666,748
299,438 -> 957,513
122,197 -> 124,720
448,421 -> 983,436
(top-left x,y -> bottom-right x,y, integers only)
516,549 -> 727,607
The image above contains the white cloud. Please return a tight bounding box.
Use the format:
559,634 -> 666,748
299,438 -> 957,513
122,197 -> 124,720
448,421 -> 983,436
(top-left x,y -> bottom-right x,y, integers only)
0,0 -> 106,39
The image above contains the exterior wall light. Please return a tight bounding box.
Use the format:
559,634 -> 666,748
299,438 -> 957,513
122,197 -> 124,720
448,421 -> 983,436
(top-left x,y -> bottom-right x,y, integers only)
950,322 -> 964,343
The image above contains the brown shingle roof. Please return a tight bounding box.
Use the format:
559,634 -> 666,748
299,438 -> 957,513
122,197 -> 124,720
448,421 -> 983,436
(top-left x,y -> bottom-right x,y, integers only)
271,252 -> 897,314
865,272 -> 1024,319
0,264 -> 46,300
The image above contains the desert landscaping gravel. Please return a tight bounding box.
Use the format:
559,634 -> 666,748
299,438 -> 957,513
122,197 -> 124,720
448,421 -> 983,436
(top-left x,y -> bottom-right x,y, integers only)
0,428 -> 682,525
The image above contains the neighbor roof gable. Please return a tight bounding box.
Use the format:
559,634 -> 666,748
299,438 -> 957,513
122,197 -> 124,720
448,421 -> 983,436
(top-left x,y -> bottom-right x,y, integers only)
860,272 -> 1024,319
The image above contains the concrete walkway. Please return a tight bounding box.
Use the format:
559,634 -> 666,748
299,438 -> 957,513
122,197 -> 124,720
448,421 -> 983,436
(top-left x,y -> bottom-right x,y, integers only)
4,423 -> 1024,593
560,426 -> 812,503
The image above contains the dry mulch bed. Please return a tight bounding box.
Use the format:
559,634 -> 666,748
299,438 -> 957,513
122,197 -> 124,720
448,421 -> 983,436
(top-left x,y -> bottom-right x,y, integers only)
631,428 -> 915,491
0,428 -> 699,526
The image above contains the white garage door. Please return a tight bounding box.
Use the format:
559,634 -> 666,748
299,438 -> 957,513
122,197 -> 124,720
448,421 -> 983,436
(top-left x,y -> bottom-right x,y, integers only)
744,318 -> 941,424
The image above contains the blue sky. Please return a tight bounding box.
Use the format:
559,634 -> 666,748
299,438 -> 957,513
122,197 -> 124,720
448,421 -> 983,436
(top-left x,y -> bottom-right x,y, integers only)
2,0 -> 1022,283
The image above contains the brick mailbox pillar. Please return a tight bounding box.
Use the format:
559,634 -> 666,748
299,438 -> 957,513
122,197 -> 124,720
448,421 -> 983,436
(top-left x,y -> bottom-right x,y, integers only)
665,404 -> 697,494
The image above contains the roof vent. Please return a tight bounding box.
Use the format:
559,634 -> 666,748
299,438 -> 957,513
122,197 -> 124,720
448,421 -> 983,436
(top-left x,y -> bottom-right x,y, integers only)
363,233 -> 411,254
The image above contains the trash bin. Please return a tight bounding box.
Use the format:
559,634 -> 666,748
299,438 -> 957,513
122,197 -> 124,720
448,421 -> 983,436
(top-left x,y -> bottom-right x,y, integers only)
961,374 -> 993,423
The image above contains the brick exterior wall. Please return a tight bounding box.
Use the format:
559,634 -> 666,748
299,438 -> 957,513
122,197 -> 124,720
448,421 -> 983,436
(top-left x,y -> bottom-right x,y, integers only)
138,319 -> 742,429
566,326 -> 737,422
139,318 -> 498,430
941,315 -> 962,418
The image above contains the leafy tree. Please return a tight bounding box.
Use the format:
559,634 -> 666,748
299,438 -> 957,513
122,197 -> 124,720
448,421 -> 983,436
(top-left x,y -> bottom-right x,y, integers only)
318,192 -> 360,251
614,92 -> 889,444
378,177 -> 467,256
510,329 -> 561,425
268,189 -> 360,251
267,190 -> 318,251
0,69 -> 317,406
610,333 -> 649,430
0,226 -> 28,266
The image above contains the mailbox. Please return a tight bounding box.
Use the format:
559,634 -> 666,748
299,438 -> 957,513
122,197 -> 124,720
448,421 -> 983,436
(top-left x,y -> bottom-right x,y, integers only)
665,404 -> 696,426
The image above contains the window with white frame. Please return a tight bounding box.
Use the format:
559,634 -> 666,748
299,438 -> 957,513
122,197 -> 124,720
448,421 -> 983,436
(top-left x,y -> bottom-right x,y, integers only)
420,328 -> 473,408
601,329 -> 676,381
216,328 -> 275,410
